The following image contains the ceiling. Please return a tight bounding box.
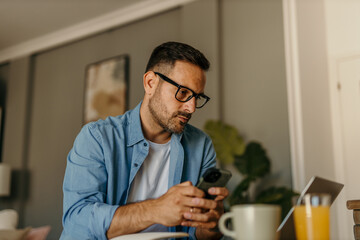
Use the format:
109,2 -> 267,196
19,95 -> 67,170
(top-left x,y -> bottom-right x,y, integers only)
0,0 -> 146,51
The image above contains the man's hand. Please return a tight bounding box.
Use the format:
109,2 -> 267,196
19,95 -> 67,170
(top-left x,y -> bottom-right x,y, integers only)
152,181 -> 218,226
181,187 -> 229,240
106,182 -> 226,239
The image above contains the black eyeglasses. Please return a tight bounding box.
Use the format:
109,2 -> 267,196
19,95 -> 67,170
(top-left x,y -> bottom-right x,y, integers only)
154,72 -> 210,108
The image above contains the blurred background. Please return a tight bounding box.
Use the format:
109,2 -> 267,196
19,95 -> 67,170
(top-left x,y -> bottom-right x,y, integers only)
0,0 -> 359,239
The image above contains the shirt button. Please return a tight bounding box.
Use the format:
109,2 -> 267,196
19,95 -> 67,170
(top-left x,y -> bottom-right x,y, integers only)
134,163 -> 138,167
143,142 -> 147,147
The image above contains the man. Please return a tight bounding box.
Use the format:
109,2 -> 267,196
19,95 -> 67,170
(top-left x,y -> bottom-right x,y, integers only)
61,42 -> 228,240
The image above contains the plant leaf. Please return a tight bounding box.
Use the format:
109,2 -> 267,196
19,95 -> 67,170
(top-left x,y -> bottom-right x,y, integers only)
228,177 -> 252,205
255,187 -> 299,220
204,120 -> 245,164
234,142 -> 270,177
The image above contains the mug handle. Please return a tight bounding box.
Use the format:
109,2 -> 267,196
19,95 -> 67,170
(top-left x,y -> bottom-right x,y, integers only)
218,212 -> 236,238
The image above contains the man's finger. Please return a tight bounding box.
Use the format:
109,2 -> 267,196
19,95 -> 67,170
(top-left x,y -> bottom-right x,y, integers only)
190,197 -> 217,210
208,187 -> 229,197
180,195 -> 206,208
179,181 -> 192,186
180,186 -> 205,198
181,220 -> 218,229
187,207 -> 201,214
183,211 -> 218,222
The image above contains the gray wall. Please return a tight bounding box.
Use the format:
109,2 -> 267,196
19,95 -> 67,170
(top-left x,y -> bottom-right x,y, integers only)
181,0 -> 221,127
0,0 -> 290,239
222,0 -> 291,189
23,9 -> 181,239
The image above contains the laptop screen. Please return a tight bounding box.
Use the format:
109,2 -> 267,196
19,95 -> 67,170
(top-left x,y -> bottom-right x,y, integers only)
277,176 -> 344,239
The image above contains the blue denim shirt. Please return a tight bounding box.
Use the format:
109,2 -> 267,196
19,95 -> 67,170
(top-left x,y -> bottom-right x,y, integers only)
61,102 -> 216,240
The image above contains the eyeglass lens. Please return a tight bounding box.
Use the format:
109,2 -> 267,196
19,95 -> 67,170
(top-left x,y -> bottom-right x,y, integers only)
176,87 -> 207,108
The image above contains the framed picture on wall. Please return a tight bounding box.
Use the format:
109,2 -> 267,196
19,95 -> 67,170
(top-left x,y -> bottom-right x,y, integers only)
0,107 -> 2,136
0,106 -> 3,161
83,55 -> 129,124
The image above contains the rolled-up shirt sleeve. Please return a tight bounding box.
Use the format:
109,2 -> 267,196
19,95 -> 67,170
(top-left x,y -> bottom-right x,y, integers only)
62,123 -> 118,240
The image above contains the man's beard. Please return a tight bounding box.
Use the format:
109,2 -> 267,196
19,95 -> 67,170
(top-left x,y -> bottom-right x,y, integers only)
148,89 -> 192,134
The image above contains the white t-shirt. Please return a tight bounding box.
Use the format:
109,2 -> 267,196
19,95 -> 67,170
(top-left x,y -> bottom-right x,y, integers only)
127,140 -> 171,232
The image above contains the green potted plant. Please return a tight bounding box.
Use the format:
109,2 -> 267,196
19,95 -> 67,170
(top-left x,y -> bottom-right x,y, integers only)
204,120 -> 298,219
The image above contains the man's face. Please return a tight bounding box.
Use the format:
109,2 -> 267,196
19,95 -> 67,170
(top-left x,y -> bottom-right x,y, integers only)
148,61 -> 206,134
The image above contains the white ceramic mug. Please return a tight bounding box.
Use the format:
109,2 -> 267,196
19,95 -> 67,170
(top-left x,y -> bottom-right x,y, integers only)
218,204 -> 281,240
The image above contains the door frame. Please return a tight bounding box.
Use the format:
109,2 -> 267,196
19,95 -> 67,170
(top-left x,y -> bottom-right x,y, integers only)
282,0 -> 306,192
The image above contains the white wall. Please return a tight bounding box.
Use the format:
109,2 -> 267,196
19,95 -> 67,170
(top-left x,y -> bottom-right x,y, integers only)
325,0 -> 360,239
286,0 -> 360,238
325,0 -> 360,56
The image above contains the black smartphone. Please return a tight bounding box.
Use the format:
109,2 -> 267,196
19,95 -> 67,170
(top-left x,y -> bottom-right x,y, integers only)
196,168 -> 232,199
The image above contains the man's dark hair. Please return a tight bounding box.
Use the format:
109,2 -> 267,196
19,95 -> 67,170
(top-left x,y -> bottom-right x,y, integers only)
145,42 -> 210,73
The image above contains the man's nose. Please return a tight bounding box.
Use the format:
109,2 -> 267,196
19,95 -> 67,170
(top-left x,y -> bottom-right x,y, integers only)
184,97 -> 196,113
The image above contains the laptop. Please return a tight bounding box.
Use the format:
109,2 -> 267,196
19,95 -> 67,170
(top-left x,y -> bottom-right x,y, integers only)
277,176 -> 344,239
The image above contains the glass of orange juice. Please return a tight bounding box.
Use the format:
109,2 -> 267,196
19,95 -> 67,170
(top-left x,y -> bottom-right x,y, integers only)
293,193 -> 331,240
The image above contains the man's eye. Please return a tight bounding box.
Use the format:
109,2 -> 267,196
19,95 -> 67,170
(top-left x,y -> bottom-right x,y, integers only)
179,89 -> 189,95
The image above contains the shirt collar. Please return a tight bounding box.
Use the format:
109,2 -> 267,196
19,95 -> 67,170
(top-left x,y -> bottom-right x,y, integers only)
127,101 -> 184,146
127,102 -> 145,146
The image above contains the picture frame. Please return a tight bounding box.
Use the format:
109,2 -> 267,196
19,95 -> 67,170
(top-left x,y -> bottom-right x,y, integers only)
0,107 -> 2,136
83,55 -> 129,124
0,106 -> 3,162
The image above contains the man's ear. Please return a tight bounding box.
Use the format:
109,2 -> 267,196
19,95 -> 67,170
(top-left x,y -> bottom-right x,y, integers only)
143,71 -> 158,96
